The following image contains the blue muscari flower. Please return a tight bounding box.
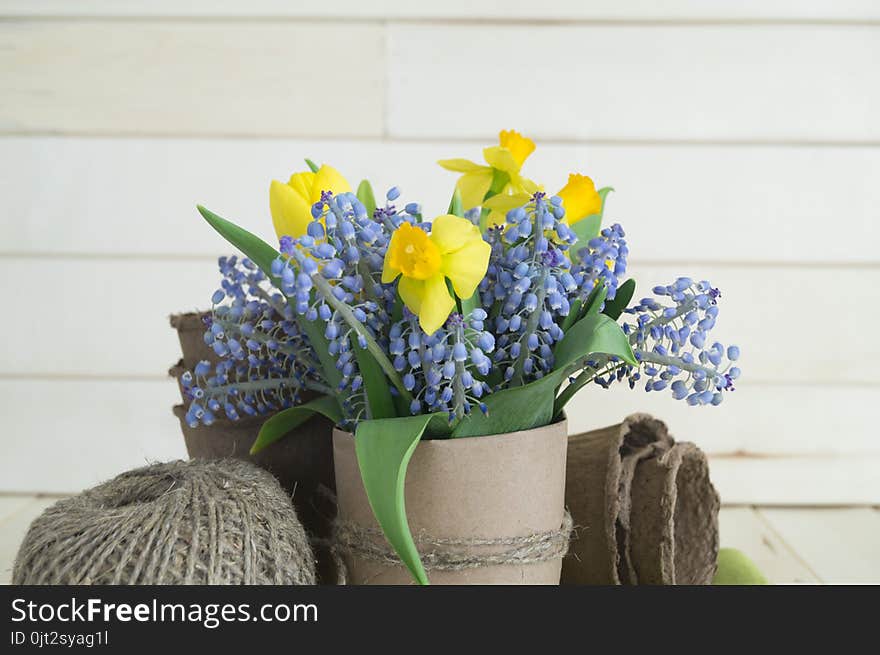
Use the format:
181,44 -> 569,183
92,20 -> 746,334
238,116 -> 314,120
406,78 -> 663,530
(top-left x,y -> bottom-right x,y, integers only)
609,277 -> 741,406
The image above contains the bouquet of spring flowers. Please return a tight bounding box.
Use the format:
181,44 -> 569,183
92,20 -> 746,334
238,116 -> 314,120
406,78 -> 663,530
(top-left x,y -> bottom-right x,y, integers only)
181,130 -> 740,584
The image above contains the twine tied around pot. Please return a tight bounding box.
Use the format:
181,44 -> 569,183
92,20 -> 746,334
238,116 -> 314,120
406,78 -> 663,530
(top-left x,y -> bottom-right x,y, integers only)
13,459 -> 317,585
331,510 -> 573,576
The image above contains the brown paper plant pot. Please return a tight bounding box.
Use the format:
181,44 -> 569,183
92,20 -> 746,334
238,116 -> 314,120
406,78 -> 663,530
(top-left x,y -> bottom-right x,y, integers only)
628,442 -> 719,585
562,414 -> 673,585
562,414 -> 719,585
169,311 -> 219,370
332,419 -> 570,585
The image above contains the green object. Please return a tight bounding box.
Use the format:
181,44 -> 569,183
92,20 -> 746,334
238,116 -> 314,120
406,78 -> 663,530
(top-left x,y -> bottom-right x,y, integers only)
713,548 -> 768,585
447,188 -> 464,217
354,414 -> 435,585
356,179 -> 377,218
250,395 -> 342,455
579,283 -> 608,321
602,278 -> 635,321
304,158 -> 320,173
353,344 -> 397,419
452,313 -> 636,438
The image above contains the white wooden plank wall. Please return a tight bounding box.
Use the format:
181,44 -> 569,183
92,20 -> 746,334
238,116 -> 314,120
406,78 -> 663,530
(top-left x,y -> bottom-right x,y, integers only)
0,2 -> 877,501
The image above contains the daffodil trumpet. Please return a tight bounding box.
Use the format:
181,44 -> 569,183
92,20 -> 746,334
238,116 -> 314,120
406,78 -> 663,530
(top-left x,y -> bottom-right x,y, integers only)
382,215 -> 491,335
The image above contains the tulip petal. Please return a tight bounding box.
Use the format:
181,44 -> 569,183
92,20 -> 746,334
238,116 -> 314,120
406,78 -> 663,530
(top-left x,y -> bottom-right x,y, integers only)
456,170 -> 494,210
417,275 -> 456,335
270,179 -> 313,239
311,164 -> 352,203
287,171 -> 316,201
437,158 -> 485,173
442,237 -> 491,300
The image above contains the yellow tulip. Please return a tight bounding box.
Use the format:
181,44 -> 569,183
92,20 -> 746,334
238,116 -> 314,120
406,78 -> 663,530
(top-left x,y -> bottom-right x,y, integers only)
382,215 -> 490,334
270,164 -> 351,240
438,129 -> 540,211
556,173 -> 602,225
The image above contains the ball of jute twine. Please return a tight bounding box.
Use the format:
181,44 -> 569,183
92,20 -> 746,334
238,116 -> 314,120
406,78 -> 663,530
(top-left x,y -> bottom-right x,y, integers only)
330,509 -> 573,579
13,459 -> 316,585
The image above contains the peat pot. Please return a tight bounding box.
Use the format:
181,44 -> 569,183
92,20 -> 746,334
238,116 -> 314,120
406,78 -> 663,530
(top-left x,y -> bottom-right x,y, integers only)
332,420 -> 570,585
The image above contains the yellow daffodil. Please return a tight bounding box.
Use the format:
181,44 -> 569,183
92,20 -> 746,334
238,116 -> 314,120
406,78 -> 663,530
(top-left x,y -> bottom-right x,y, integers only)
270,164 -> 351,239
438,130 -> 540,211
556,173 -> 602,225
382,215 -> 490,334
482,172 -> 603,229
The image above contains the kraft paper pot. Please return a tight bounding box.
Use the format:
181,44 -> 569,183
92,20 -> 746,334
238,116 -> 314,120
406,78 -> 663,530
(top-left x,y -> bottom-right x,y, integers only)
332,420 -> 570,585
562,414 -> 673,585
169,311 -> 217,370
171,404 -> 338,583
562,414 -> 719,586
629,442 -> 719,585
168,360 -> 191,406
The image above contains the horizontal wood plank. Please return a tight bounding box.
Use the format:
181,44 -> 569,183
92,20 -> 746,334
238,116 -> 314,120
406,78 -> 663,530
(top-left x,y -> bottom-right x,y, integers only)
710,456 -> 880,505
389,24 -> 880,142
2,137 -> 878,264
0,257 -> 875,386
2,1 -> 878,21
1,378 -> 877,497
0,380 -> 186,494
718,507 -> 819,583
0,21 -> 384,137
758,508 -> 880,582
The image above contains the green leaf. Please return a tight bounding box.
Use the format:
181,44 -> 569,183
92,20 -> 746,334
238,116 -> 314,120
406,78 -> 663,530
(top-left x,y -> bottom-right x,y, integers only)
197,205 -> 341,390
447,188 -> 463,217
250,395 -> 342,455
582,284 -> 608,319
560,283 -> 607,333
452,312 -> 636,438
356,179 -> 377,219
569,186 -> 614,246
354,414 -> 435,585
554,312 -> 637,371
304,158 -> 320,173
198,205 -> 279,275
353,345 -> 397,419
602,279 -> 635,321
450,371 -> 563,438
460,290 -> 479,319
570,213 -> 601,246
562,298 -> 583,333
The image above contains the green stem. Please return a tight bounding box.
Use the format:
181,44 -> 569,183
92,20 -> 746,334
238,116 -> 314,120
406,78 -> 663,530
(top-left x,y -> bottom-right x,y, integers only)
554,356 -> 616,413
513,270 -> 547,385
311,274 -> 413,403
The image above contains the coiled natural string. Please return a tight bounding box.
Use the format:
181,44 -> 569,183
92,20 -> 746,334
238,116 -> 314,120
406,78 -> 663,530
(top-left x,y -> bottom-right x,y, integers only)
13,459 -> 317,585
332,511 -> 573,572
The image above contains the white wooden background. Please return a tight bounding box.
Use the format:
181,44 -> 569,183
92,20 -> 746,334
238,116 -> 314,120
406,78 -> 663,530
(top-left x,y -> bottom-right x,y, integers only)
0,1 -> 878,503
